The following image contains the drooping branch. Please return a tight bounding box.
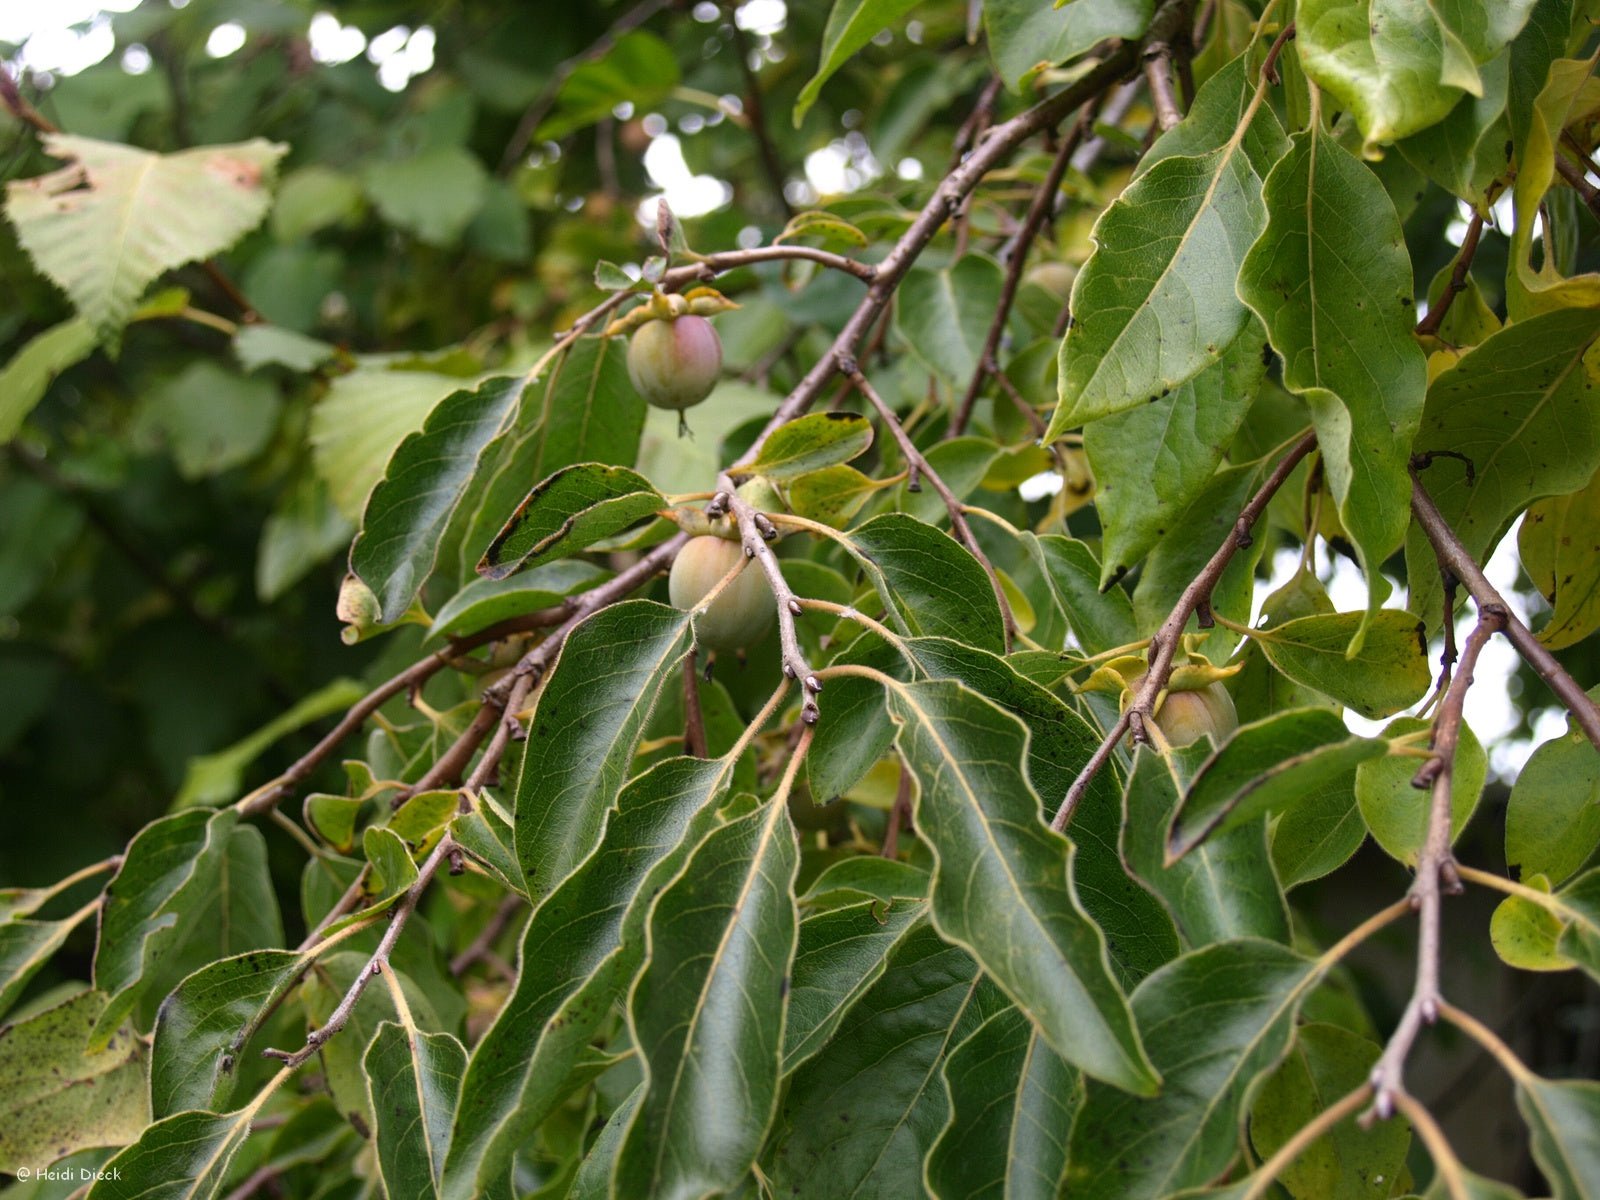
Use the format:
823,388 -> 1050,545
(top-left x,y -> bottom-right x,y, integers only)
844,362 -> 1018,648
1414,211 -> 1484,338
262,836 -> 453,1068
707,483 -> 822,724
950,100 -> 1101,437
1142,44 -> 1185,132
1410,472 -> 1600,749
1051,431 -> 1318,831
731,25 -> 1164,470
1366,611 -> 1501,1119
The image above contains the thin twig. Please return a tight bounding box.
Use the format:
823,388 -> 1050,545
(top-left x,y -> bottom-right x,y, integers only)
730,29 -> 1158,472
683,653 -> 709,757
498,0 -> 669,172
262,837 -> 453,1068
449,892 -> 527,977
1415,212 -> 1484,338
1143,45 -> 1184,132
392,699 -> 502,806
1239,1084 -> 1372,1200
1366,612 -> 1501,1119
486,533 -> 688,707
1051,431 -> 1317,830
1553,153 -> 1600,222
845,364 -> 1017,648
1259,21 -> 1297,85
950,101 -> 1100,436
1410,472 -> 1600,749
707,484 -> 821,724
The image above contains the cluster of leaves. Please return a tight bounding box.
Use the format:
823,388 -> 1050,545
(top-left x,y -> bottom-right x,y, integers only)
3,0 -> 1600,1198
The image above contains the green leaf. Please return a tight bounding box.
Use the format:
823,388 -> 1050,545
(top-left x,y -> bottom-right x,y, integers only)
149,948 -> 303,1116
1491,875 -> 1571,971
444,755 -> 733,1199
513,599 -> 693,897
1249,1023 -> 1411,1200
794,0 -> 922,124
362,146 -> 488,246
427,561 -> 608,640
1130,464 -> 1262,665
1237,125 -> 1426,637
1048,54 -> 1287,437
137,361 -> 282,481
1521,467 -> 1600,650
745,411 -> 873,480
91,809 -> 236,1049
271,163 -> 362,240
784,890 -> 929,1072
1356,716 -> 1487,865
387,790 -> 460,846
984,0 -> 1153,91
787,463 -> 879,528
538,31 -> 680,139
366,1022 -> 467,1200
0,317 -> 95,441
0,990 -> 148,1174
902,635 -> 1179,984
453,336 -> 647,580
1065,939 -> 1317,1198
233,323 -> 337,373
477,463 -> 663,582
571,1088 -> 640,1199
1516,1073 -> 1600,1200
1251,610 -> 1431,719
448,798 -> 524,897
85,1097 -> 267,1200
178,677 -> 366,808
1085,323 -> 1268,582
363,825 -> 420,901
0,901 -> 97,1019
1023,534 -> 1138,655
1123,745 -> 1291,946
885,678 -> 1158,1093
613,795 -> 800,1199
4,134 -> 286,339
1398,52 -> 1512,205
853,514 -> 1005,653
770,927 -> 994,1197
925,1005 -> 1077,1200
1506,715 -> 1600,885
350,375 -> 524,622
1555,869 -> 1600,981
1406,307 -> 1600,630
895,255 -> 1005,385
1270,770 -> 1369,889
1169,707 -> 1385,861
311,366 -> 487,519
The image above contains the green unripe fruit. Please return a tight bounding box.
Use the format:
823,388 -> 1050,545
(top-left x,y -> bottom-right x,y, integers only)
627,314 -> 722,412
1128,672 -> 1239,748
669,535 -> 773,654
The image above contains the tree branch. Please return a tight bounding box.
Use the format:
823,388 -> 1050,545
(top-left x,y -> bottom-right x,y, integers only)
844,363 -> 1017,648
730,31 -> 1156,470
950,101 -> 1100,437
1366,611 -> 1501,1119
1410,472 -> 1600,749
707,483 -> 822,723
1414,211 -> 1484,339
1051,431 -> 1318,831
262,837 -> 452,1068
